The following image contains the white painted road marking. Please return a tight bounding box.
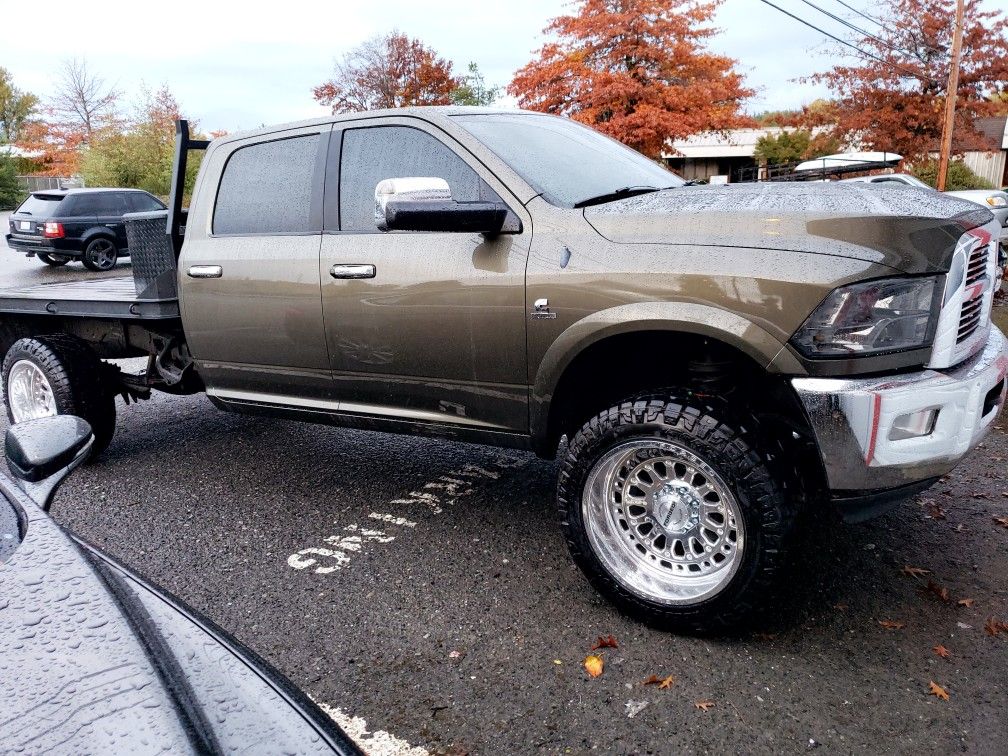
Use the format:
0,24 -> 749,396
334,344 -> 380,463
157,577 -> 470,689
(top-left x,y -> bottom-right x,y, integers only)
287,455 -> 527,575
316,701 -> 429,756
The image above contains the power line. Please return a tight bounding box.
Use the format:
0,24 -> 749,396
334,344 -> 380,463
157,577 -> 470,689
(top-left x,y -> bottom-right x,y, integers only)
754,0 -> 938,85
798,0 -> 912,58
831,0 -> 887,28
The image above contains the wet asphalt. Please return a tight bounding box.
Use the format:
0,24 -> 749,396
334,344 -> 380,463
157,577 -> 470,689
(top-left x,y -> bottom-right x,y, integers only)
2,223 -> 1007,754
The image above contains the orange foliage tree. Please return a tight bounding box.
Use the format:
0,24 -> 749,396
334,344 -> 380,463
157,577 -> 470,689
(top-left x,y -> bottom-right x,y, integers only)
15,115 -> 86,176
314,32 -> 461,113
806,0 -> 1008,161
508,0 -> 754,157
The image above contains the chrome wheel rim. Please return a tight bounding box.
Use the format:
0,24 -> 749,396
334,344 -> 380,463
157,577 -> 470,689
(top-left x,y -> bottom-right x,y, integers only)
582,440 -> 745,605
6,360 -> 58,423
88,240 -> 116,269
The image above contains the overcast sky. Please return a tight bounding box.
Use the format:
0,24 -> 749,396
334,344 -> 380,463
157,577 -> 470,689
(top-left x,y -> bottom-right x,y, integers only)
0,0 -> 926,133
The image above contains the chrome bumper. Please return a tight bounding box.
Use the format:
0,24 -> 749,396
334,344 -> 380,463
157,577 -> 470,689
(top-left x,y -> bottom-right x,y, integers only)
793,327 -> 1008,492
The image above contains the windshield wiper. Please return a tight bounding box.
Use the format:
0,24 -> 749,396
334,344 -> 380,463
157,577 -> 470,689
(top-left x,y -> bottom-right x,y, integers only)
573,185 -> 674,209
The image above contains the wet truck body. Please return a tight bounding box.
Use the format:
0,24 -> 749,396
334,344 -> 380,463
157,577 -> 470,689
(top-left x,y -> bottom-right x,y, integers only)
1,107 -> 1005,631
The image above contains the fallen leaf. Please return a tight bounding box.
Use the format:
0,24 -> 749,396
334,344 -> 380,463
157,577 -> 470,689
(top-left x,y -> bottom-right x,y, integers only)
926,580 -> 951,602
994,517 -> 1008,530
694,700 -> 715,712
928,681 -> 949,701
834,603 -> 848,611
553,659 -> 562,665
584,654 -> 604,678
957,598 -> 975,608
972,492 -> 989,499
933,644 -> 951,659
591,634 -> 618,650
754,632 -> 778,641
985,618 -> 1007,637
902,565 -> 931,578
879,620 -> 906,630
928,504 -> 947,520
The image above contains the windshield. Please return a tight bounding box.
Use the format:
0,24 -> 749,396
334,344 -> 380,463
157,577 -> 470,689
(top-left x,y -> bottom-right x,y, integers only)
16,194 -> 64,217
454,113 -> 683,208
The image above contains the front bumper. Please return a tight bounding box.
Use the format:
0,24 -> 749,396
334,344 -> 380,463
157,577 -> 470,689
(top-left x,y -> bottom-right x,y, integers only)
793,327 -> 1008,495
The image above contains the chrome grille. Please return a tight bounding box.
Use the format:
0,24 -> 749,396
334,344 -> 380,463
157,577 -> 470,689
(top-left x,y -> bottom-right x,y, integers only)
965,243 -> 989,286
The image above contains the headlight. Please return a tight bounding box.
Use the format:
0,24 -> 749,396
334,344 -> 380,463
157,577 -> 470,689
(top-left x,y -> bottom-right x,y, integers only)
792,276 -> 940,357
986,195 -> 1007,208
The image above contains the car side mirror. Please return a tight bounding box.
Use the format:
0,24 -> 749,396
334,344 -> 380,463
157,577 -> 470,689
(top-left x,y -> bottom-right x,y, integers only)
5,416 -> 93,511
374,177 -> 512,235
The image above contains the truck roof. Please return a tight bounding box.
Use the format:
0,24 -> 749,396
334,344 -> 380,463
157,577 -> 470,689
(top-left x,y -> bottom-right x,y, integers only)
212,106 -> 546,145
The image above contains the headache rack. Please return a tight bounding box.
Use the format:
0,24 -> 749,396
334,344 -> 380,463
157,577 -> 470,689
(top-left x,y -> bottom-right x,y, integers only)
166,119 -> 210,256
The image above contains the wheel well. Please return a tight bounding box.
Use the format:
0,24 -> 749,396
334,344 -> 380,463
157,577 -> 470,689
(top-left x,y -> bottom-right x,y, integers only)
544,330 -> 827,500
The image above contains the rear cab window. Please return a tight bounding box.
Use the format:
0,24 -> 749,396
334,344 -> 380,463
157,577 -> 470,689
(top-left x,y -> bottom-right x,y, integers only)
213,134 -> 321,235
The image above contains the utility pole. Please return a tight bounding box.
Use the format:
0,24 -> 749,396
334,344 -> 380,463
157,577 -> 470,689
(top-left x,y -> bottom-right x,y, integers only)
937,0 -> 965,191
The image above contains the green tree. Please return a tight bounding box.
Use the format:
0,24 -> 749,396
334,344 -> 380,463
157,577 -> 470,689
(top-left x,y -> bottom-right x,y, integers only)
911,159 -> 993,191
753,130 -> 812,164
0,68 -> 39,143
0,152 -> 25,209
80,86 -> 202,199
450,63 -> 500,106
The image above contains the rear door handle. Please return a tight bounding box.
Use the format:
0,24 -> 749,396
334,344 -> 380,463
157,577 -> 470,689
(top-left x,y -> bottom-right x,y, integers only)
330,264 -> 376,279
187,265 -> 222,279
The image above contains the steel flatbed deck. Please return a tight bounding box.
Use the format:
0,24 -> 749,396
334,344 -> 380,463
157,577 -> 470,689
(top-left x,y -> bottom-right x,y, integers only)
0,277 -> 180,320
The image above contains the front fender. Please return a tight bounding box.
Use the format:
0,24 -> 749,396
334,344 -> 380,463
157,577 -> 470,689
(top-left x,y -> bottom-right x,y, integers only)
529,301 -> 804,450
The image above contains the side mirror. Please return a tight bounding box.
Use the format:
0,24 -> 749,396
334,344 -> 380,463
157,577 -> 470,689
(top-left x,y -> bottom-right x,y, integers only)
5,416 -> 93,511
374,177 -> 510,235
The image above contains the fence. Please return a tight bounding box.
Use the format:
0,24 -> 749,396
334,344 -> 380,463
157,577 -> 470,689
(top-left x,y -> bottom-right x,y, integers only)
15,175 -> 84,192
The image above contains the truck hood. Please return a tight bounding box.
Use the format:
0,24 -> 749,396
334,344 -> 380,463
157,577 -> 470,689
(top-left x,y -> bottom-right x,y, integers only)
584,183 -> 995,275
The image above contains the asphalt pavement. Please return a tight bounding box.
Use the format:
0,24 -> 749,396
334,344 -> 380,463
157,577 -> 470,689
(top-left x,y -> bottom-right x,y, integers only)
2,217 -> 1007,754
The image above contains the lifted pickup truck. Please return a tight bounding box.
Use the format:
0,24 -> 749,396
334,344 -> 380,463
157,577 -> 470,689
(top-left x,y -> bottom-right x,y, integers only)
1,108 -> 1005,631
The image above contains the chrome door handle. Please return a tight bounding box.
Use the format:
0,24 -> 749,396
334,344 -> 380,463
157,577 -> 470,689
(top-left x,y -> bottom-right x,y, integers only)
187,265 -> 222,279
330,264 -> 376,279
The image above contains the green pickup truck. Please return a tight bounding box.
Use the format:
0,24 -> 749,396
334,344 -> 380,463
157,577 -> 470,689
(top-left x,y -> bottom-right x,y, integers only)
2,107 -> 1005,631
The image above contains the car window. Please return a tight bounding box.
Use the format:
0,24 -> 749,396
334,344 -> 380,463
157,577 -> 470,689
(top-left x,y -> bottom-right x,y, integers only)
67,192 -> 129,216
213,134 -> 320,235
16,194 -> 64,216
128,192 -> 166,212
337,126 -> 486,232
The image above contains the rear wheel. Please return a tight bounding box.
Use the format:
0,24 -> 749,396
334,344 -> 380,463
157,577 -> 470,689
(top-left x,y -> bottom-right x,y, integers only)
557,395 -> 795,633
37,252 -> 71,266
82,237 -> 118,271
2,335 -> 116,459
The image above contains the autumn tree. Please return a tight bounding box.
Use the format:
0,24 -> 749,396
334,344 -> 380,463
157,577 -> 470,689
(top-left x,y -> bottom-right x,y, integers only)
81,85 -> 202,197
508,0 -> 754,157
51,58 -> 120,142
0,68 -> 39,143
806,0 -> 1008,162
15,118 -> 86,176
314,33 -> 460,113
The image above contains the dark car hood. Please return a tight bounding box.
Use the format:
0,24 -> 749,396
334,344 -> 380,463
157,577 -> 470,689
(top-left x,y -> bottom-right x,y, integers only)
0,476 -> 358,755
584,183 -> 995,275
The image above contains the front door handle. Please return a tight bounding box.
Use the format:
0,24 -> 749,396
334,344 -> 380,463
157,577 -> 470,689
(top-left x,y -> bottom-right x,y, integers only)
187,265 -> 223,279
330,264 -> 376,279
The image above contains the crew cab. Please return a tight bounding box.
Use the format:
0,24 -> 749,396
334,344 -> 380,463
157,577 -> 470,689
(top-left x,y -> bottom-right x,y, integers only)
1,108 -> 1005,632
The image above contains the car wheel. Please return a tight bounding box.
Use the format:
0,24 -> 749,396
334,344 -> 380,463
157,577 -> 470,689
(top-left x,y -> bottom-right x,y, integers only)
557,395 -> 795,633
37,252 -> 71,267
82,237 -> 118,271
2,335 -> 117,459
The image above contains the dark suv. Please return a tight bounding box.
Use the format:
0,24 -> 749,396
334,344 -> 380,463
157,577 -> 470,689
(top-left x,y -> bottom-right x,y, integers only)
6,188 -> 166,271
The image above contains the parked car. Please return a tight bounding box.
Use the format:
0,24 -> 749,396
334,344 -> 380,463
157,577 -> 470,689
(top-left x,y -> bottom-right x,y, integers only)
0,415 -> 361,755
0,108 -> 1005,632
841,174 -> 1008,250
5,187 -> 166,271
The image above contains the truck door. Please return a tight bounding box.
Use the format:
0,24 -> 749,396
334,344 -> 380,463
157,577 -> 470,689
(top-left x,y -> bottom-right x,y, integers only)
319,119 -> 531,433
178,126 -> 331,401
